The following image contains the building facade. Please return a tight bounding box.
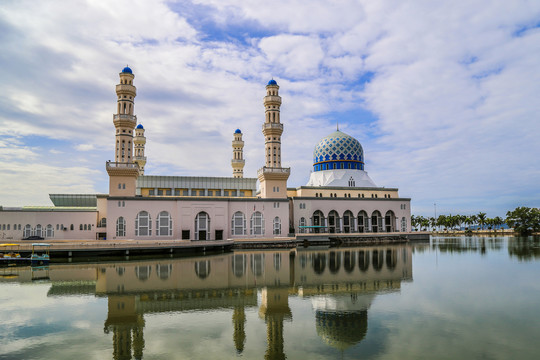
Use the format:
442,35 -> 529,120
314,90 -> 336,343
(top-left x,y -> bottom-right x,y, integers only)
0,67 -> 411,241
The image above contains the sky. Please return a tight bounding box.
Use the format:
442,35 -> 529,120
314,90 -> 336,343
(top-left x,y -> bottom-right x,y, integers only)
0,0 -> 539,217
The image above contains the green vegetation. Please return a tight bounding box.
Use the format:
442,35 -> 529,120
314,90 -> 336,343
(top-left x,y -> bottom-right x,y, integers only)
412,207 -> 538,234
505,207 -> 540,235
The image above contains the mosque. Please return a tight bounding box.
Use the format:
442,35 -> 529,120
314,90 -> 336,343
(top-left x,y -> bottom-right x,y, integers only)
0,67 -> 411,241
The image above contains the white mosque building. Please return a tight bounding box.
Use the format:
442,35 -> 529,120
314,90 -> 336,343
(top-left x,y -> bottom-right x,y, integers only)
0,67 -> 411,241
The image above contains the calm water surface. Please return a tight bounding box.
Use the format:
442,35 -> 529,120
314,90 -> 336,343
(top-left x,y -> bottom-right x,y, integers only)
1,236 -> 539,359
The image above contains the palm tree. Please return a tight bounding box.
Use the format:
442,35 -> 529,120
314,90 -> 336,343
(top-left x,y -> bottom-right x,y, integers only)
477,212 -> 487,230
471,215 -> 478,230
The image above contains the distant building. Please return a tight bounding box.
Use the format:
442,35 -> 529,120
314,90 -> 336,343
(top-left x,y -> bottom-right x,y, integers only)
0,67 -> 411,241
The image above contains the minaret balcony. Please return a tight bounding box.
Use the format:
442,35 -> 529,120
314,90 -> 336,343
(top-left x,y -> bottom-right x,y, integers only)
106,161 -> 140,177
115,84 -> 137,95
113,114 -> 137,121
257,166 -> 290,179
231,159 -> 245,164
113,114 -> 137,128
264,95 -> 281,105
134,156 -> 147,162
262,123 -> 283,131
232,140 -> 244,146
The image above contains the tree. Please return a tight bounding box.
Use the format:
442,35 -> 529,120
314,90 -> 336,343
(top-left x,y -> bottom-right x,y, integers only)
506,207 -> 540,235
477,212 -> 487,230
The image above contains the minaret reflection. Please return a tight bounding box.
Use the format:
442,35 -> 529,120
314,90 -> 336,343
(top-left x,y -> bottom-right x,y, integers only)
259,287 -> 292,360
233,306 -> 246,353
37,245 -> 412,359
104,296 -> 145,360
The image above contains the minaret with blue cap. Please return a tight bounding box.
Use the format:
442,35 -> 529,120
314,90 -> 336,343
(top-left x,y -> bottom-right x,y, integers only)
232,129 -> 245,178
134,124 -> 146,175
106,66 -> 140,197
257,79 -> 290,198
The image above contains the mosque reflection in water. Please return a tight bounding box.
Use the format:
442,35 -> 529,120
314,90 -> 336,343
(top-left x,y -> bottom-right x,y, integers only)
7,246 -> 412,359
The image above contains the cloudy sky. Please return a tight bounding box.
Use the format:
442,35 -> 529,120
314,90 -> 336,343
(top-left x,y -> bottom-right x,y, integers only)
1,0 -> 539,217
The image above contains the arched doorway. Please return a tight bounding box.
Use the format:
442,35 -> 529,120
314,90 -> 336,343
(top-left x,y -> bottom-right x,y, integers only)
195,212 -> 210,240
385,210 -> 395,232
312,210 -> 325,233
343,210 -> 354,233
371,211 -> 382,233
357,211 -> 368,233
328,210 -> 339,233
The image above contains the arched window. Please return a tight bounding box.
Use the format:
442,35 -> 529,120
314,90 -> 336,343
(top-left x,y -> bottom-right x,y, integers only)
232,254 -> 247,278
100,218 -> 107,227
250,253 -> 265,276
135,211 -> 152,236
299,217 -> 306,233
250,211 -> 264,235
135,266 -> 151,281
195,212 -> 210,240
24,224 -> 32,238
348,177 -> 355,187
156,264 -> 172,280
35,224 -> 43,238
401,217 -> 407,232
116,217 -> 126,237
157,211 -> 172,236
46,224 -> 54,238
231,211 -> 246,235
273,253 -> 282,271
195,261 -> 211,279
273,217 -> 281,235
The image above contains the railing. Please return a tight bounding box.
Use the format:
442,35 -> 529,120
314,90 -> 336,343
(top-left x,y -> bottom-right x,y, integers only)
262,123 -> 283,131
113,114 -> 137,121
231,159 -> 245,163
257,167 -> 290,176
134,156 -> 147,161
106,161 -> 139,169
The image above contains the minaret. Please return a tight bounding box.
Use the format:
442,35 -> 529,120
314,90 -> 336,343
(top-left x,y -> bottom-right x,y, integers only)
257,80 -> 290,198
133,124 -> 146,175
231,129 -> 245,178
106,66 -> 140,196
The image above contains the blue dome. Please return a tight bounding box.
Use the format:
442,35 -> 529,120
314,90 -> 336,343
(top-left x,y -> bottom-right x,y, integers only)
234,129 -> 241,134
136,124 -> 144,129
267,79 -> 277,86
122,66 -> 133,74
313,130 -> 365,172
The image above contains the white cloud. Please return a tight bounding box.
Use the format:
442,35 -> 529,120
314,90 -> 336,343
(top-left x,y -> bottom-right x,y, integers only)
0,0 -> 539,215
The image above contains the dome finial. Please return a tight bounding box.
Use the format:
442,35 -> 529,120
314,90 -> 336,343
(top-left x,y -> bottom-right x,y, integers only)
337,119 -> 339,131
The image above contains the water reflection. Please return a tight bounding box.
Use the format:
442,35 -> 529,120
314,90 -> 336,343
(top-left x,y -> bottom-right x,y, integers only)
0,245 -> 412,359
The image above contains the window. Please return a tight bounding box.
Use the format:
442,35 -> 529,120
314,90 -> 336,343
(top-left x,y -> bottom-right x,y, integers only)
175,189 -> 181,196
195,212 -> 210,240
35,224 -> 43,238
80,224 -> 83,230
122,183 -> 125,189
250,212 -> 265,235
231,211 -> 246,235
84,224 -> 87,231
46,224 -> 54,238
149,189 -> 155,196
273,217 -> 281,235
24,224 -> 32,238
70,224 -> 74,230
135,211 -> 152,236
158,189 -> 163,196
116,217 -> 126,237
299,217 -> 306,233
157,211 -> 172,236
118,183 -> 121,189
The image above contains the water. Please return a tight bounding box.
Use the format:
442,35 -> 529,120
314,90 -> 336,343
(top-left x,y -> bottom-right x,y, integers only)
1,236 -> 539,359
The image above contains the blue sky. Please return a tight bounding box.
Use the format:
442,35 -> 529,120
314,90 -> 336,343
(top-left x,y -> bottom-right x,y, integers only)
0,0 -> 539,217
